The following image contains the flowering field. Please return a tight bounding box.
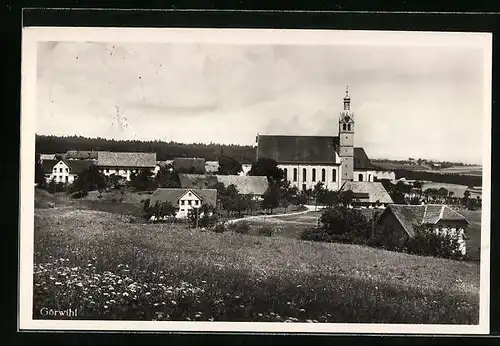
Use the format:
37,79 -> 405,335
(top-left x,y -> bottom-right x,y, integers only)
33,206 -> 480,324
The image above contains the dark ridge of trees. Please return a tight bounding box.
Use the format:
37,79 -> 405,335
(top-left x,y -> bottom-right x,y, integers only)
394,169 -> 482,187
35,135 -> 256,163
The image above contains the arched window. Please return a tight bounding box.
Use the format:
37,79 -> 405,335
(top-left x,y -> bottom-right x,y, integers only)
347,124 -> 351,131
283,168 -> 288,181
332,169 -> 336,182
321,168 -> 326,182
359,173 -> 363,181
312,168 -> 316,182
302,168 -> 307,181
343,123 -> 347,131
293,168 -> 298,182
368,174 -> 371,182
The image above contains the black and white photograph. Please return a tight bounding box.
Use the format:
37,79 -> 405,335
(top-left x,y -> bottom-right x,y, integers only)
19,27 -> 491,334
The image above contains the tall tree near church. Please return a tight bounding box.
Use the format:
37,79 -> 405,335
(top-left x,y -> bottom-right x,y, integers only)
248,158 -> 284,184
217,155 -> 243,175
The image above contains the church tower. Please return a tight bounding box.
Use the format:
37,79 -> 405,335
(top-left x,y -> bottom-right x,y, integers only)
339,86 -> 354,182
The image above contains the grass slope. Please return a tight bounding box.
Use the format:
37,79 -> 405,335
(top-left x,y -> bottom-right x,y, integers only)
33,207 -> 479,324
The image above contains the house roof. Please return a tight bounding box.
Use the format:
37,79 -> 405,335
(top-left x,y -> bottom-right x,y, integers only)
149,188 -> 217,207
205,161 -> 220,173
42,159 -> 93,174
40,154 -> 56,161
353,147 -> 376,170
65,150 -> 98,160
178,173 -> 269,196
340,181 -> 394,204
173,157 -> 206,173
96,151 -> 157,168
257,135 -> 340,164
380,204 -> 469,237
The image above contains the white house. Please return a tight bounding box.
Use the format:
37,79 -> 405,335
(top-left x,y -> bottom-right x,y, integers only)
256,87 -> 395,192
42,159 -> 93,184
96,151 -> 157,181
148,188 -> 217,219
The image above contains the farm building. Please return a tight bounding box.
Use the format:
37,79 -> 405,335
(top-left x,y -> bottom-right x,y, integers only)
96,151 -> 157,181
178,173 -> 269,199
42,159 -> 94,184
256,87 -> 395,191
64,150 -> 98,161
173,157 -> 206,174
340,181 -> 394,208
148,188 -> 217,219
377,204 -> 469,255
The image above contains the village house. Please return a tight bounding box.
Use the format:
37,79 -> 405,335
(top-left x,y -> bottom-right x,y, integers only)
178,173 -> 269,200
340,181 -> 394,208
42,159 -> 94,184
148,188 -> 217,219
96,151 -> 157,181
256,87 -> 395,192
377,204 -> 469,255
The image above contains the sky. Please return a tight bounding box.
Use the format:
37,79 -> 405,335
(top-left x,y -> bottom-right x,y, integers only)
36,36 -> 487,164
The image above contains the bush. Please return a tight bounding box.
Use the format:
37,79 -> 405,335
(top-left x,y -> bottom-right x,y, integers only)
257,225 -> 274,237
71,191 -> 88,199
211,222 -> 226,233
228,221 -> 250,234
403,225 -> 465,260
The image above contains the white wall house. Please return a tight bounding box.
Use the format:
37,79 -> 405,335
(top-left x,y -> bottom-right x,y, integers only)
42,159 -> 93,184
96,151 -> 157,182
148,188 -> 217,219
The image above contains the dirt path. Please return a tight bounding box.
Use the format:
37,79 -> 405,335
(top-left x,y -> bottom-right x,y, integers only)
226,205 -> 318,224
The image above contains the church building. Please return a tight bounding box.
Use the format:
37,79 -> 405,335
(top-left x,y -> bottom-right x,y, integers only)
256,87 -> 395,192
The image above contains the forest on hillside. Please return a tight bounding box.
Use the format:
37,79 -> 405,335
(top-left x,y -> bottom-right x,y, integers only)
35,135 -> 257,163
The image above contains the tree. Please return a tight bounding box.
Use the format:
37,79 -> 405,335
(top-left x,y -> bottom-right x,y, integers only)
319,206 -> 371,237
233,194 -> 253,216
35,155 -> 46,188
312,182 -> 326,211
261,184 -> 280,214
155,164 -> 180,188
70,165 -> 106,193
130,168 -> 154,191
249,158 -> 284,185
217,156 -> 243,175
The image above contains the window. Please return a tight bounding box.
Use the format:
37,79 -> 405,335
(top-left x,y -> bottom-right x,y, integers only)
283,168 -> 288,180
312,168 -> 316,182
53,168 -> 57,172
59,168 -> 62,173
188,200 -> 192,205
321,168 -> 326,182
302,168 -> 307,181
181,209 -> 185,212
181,200 -> 185,205
65,168 -> 69,172
293,168 -> 298,182
368,174 -> 371,182
359,174 -> 363,181
59,176 -> 62,181
348,124 -> 351,131
332,169 -> 336,182
342,123 -> 347,131
65,176 -> 68,182
195,200 -> 199,205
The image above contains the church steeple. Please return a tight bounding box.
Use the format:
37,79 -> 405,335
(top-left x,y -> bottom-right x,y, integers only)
343,85 -> 351,111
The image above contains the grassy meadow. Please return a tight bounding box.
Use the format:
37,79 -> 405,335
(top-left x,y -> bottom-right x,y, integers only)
33,190 -> 480,324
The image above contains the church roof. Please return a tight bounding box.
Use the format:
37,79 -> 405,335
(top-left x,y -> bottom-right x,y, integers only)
257,135 -> 340,164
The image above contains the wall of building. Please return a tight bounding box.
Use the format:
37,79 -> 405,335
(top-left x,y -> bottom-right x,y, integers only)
378,212 -> 410,247
278,164 -> 342,191
100,167 -> 155,181
176,191 -> 202,218
433,221 -> 467,255
45,161 -> 77,184
372,170 -> 396,180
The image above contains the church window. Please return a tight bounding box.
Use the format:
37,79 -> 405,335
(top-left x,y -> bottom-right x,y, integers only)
359,174 -> 364,181
312,168 -> 316,182
293,168 -> 297,182
283,168 -> 288,180
343,123 -> 347,131
332,169 -> 336,182
368,174 -> 371,182
302,168 -> 307,181
348,124 -> 351,131
321,168 -> 326,182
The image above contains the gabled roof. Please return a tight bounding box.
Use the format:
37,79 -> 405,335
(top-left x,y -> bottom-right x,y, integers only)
257,135 -> 340,164
353,147 -> 376,170
65,150 -> 98,160
178,173 -> 269,196
41,159 -> 93,174
379,204 -> 469,237
96,151 -> 156,168
149,188 -> 217,207
340,181 -> 393,204
173,157 -> 206,174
